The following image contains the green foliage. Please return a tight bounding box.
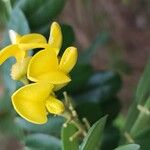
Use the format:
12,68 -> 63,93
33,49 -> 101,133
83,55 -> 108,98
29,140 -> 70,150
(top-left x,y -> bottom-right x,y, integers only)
25,133 -> 61,150
16,0 -> 66,35
15,116 -> 64,136
124,60 -> 150,132
61,24 -> 75,53
136,60 -> 150,104
63,63 -> 93,94
121,59 -> 150,149
80,116 -> 107,150
135,128 -> 150,150
101,126 -> 120,150
61,123 -> 79,150
0,0 -> 11,26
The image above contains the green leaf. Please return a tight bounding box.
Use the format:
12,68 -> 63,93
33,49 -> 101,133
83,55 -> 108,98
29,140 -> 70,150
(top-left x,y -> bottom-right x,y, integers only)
25,133 -> 61,150
0,0 -> 11,25
80,115 -> 107,150
61,24 -> 75,53
8,8 -> 30,34
15,116 -> 64,136
130,96 -> 150,137
114,144 -> 140,150
60,63 -> 93,94
124,60 -> 150,132
76,102 -> 102,124
135,127 -> 150,150
136,60 -> 150,104
101,126 -> 120,150
61,123 -> 79,150
75,71 -> 122,102
16,0 -> 66,30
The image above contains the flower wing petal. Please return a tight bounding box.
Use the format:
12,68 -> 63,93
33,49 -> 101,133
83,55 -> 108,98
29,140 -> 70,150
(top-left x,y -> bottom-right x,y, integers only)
0,44 -> 25,64
18,33 -> 48,50
27,49 -> 59,81
18,33 -> 47,44
46,96 -> 65,114
12,82 -> 54,124
48,22 -> 62,55
59,47 -> 78,73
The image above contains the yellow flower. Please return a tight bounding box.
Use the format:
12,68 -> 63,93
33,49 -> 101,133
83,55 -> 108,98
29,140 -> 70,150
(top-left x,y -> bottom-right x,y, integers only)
12,82 -> 65,124
27,22 -> 77,87
0,30 -> 48,80
27,46 -> 77,86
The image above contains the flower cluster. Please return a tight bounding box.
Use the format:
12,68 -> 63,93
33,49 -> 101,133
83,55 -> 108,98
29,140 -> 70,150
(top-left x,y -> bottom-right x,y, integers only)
0,22 -> 78,124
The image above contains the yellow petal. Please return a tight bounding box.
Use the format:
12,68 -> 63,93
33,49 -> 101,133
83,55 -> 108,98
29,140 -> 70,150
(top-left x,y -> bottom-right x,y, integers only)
59,47 -> 78,73
19,43 -> 48,50
12,82 -> 54,124
48,22 -> 62,54
54,83 -> 68,91
9,30 -> 21,44
18,33 -> 47,44
0,44 -> 25,65
28,71 -> 71,84
18,33 -> 47,50
46,96 -> 65,114
27,49 -> 59,81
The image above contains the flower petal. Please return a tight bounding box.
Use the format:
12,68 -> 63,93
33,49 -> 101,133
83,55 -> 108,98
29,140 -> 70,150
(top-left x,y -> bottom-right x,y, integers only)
48,22 -> 62,55
46,96 -> 65,114
9,30 -> 21,44
12,82 -> 54,124
18,33 -> 48,50
59,47 -> 78,73
28,71 -> 71,84
0,44 -> 25,65
19,43 -> 48,50
27,49 -> 59,81
18,33 -> 47,44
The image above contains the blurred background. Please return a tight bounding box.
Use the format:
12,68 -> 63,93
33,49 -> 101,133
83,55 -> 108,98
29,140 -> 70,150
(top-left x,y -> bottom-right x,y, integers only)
59,0 -> 150,112
0,0 -> 149,150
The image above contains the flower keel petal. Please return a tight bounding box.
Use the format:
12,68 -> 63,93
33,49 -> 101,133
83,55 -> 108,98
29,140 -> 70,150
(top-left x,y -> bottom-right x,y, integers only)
46,96 -> 65,114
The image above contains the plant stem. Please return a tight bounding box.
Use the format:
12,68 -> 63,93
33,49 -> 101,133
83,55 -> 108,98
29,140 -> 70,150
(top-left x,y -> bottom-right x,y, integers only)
62,92 -> 87,138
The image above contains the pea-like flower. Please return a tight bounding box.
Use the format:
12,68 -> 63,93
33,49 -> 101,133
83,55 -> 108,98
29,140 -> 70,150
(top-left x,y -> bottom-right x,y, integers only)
27,46 -> 77,85
0,22 -> 78,124
12,82 -> 65,124
27,22 -> 77,87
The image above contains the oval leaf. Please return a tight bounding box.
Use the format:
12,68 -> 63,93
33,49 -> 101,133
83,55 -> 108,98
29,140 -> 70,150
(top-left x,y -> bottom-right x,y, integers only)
61,123 -> 79,150
80,115 -> 107,150
25,133 -> 61,150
